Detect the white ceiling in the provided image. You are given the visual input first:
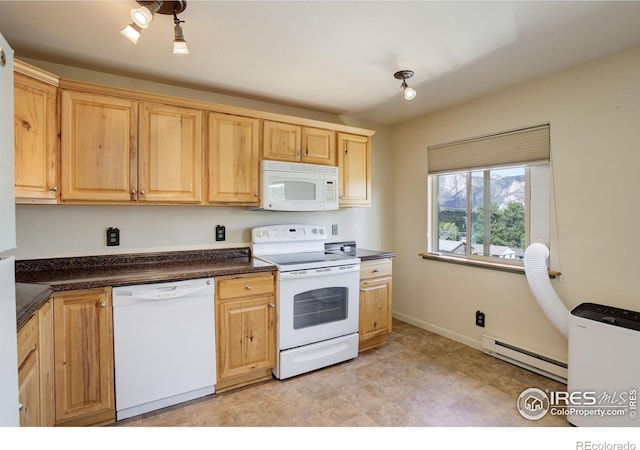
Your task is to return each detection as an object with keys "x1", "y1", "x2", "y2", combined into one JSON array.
[{"x1": 1, "y1": 1, "x2": 640, "y2": 125}]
